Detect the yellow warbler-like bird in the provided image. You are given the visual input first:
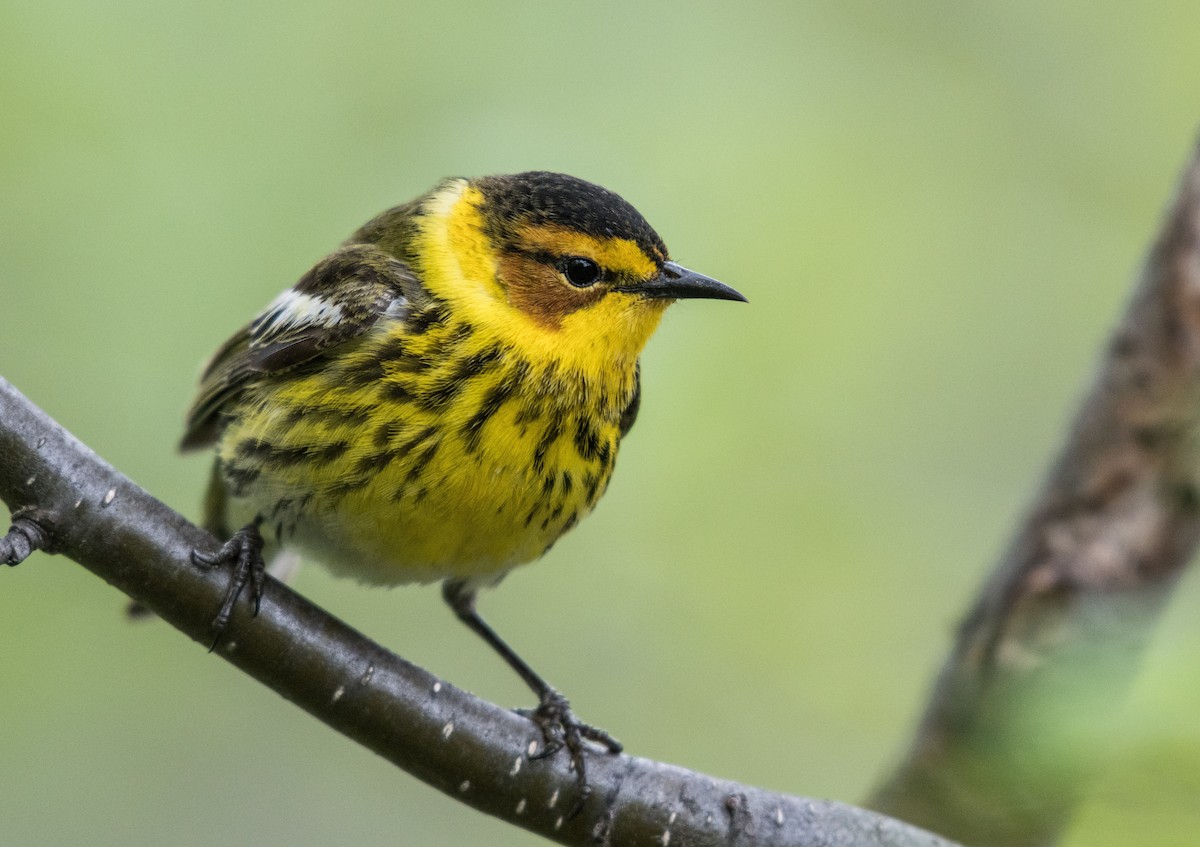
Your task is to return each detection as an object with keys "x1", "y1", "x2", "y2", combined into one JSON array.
[{"x1": 182, "y1": 171, "x2": 745, "y2": 789}]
